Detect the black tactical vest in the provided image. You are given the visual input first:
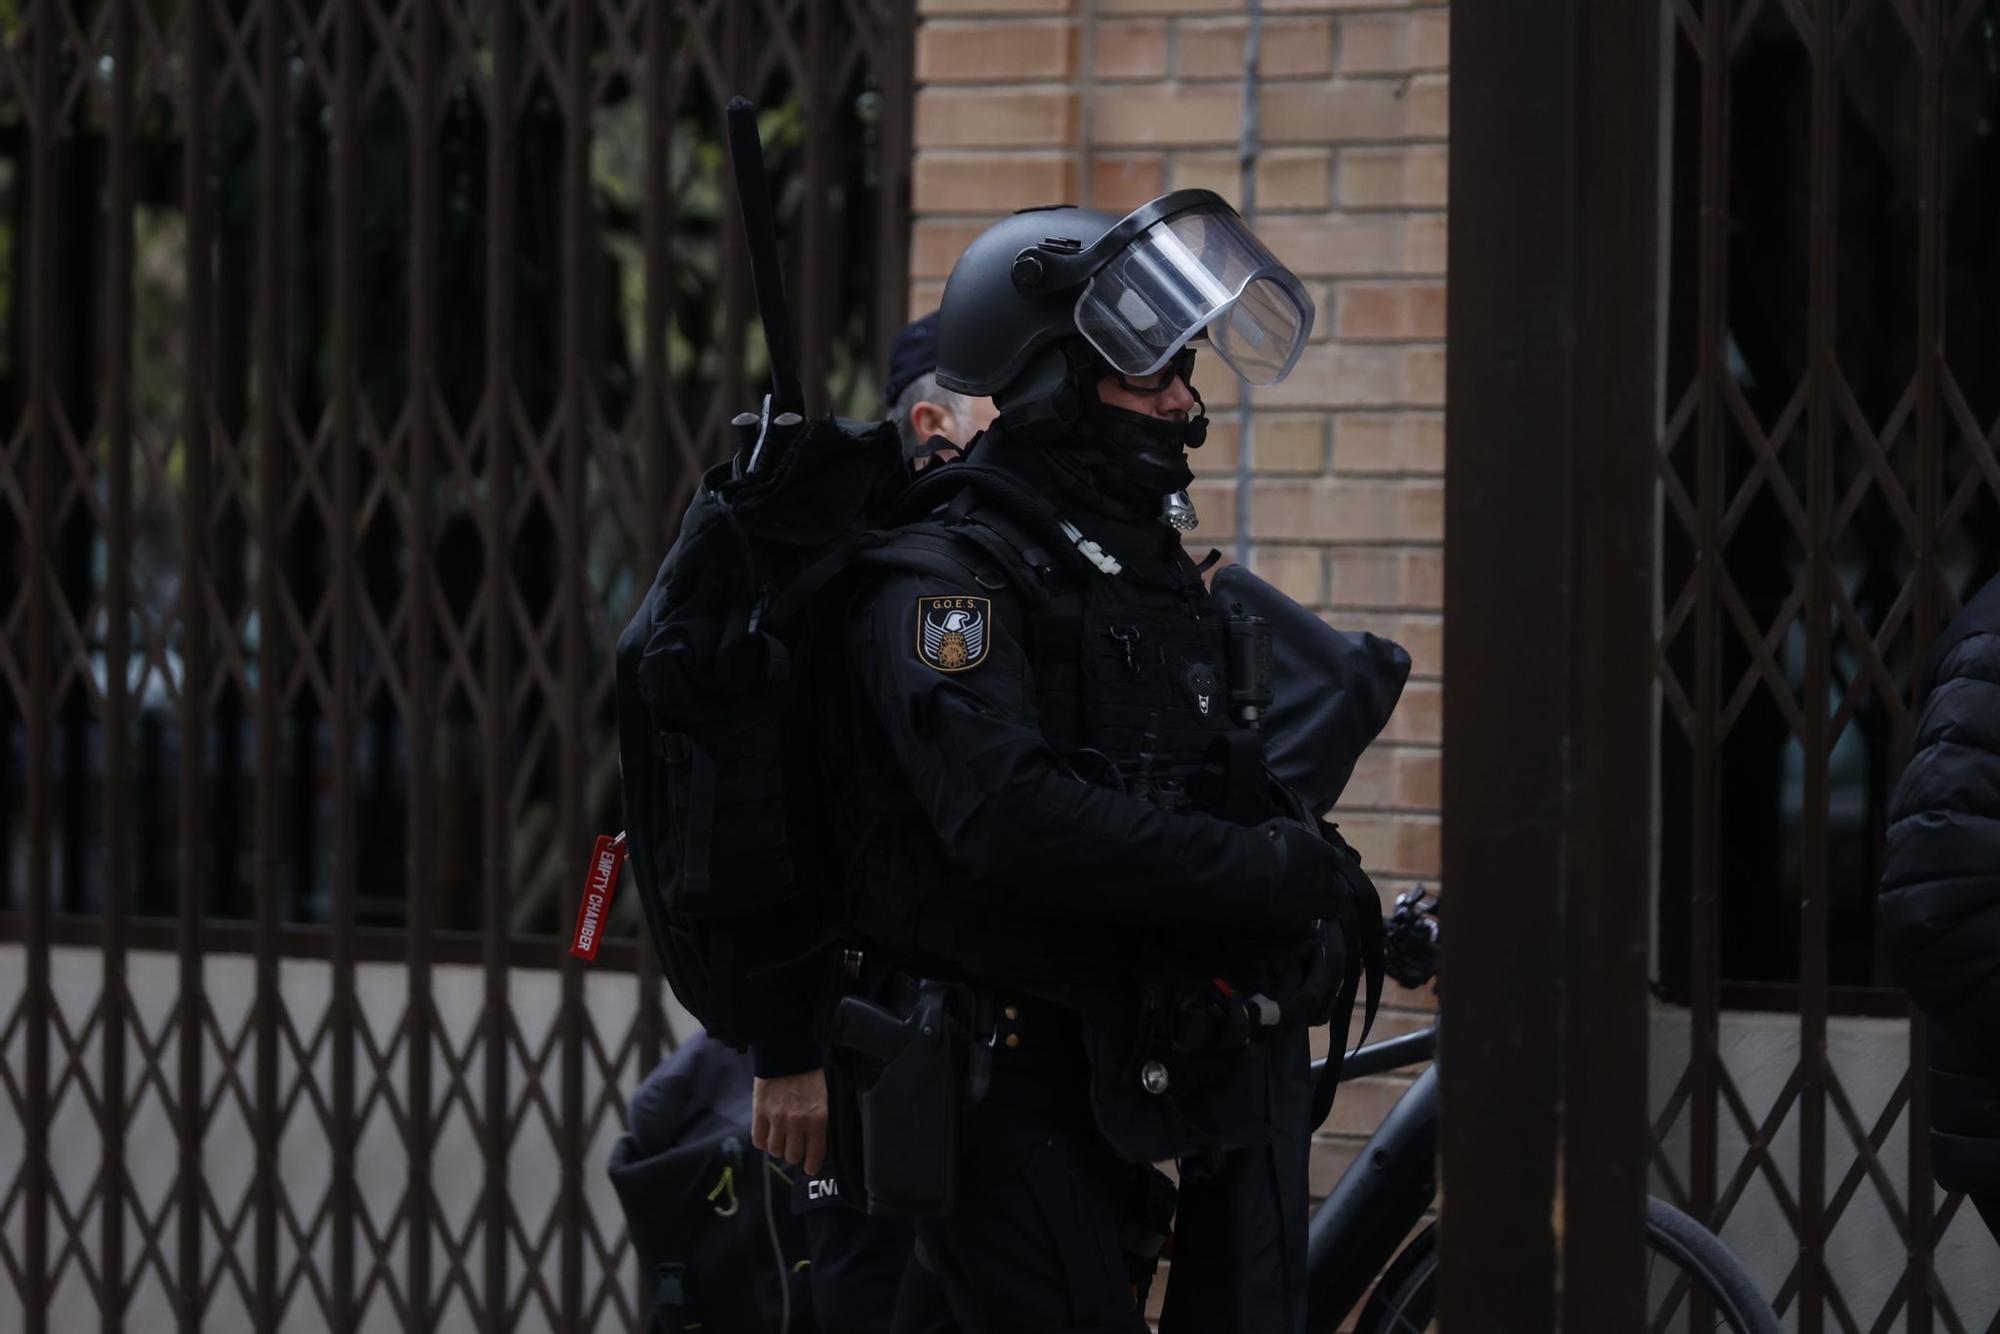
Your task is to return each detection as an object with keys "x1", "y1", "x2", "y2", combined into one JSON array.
[
  {"x1": 949, "y1": 495, "x2": 1239, "y2": 794},
  {"x1": 827, "y1": 495, "x2": 1281, "y2": 980},
  {"x1": 823, "y1": 490, "x2": 1350, "y2": 1163}
]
